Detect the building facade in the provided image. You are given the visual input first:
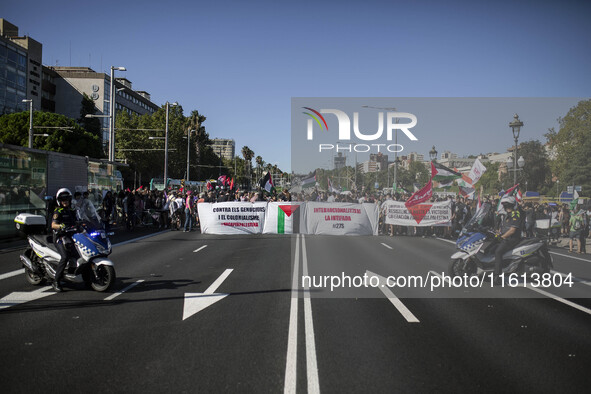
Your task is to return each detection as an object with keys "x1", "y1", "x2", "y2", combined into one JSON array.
[
  {"x1": 50, "y1": 66, "x2": 159, "y2": 152},
  {"x1": 211, "y1": 138, "x2": 235, "y2": 161},
  {"x1": 0, "y1": 19, "x2": 43, "y2": 114}
]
